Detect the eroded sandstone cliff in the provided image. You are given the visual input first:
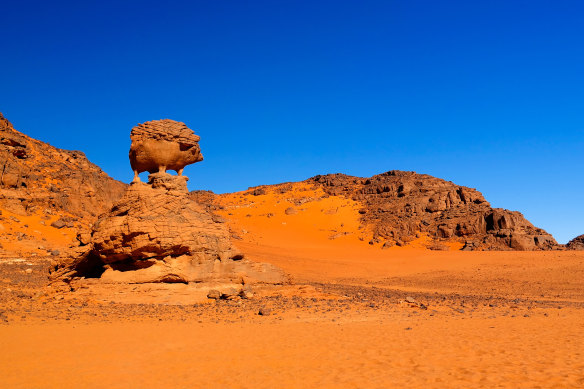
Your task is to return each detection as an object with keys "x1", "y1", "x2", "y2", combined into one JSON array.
[
  {"x1": 0, "y1": 113, "x2": 126, "y2": 256},
  {"x1": 309, "y1": 171, "x2": 558, "y2": 250},
  {"x1": 567, "y1": 234, "x2": 584, "y2": 250},
  {"x1": 0, "y1": 113, "x2": 125, "y2": 218}
]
